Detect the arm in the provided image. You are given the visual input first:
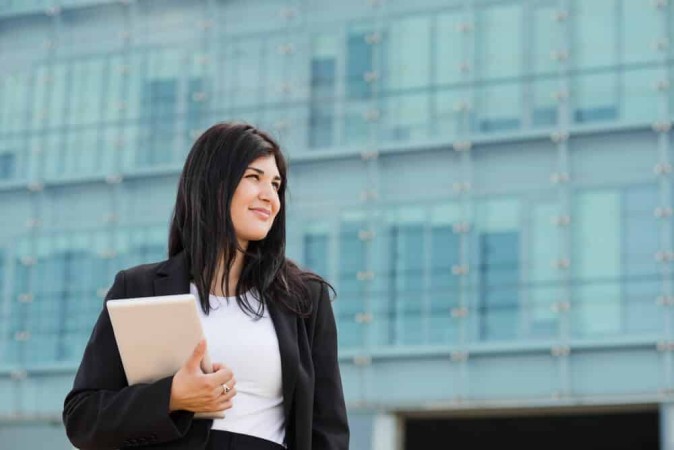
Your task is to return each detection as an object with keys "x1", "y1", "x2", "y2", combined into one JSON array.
[
  {"x1": 62, "y1": 270, "x2": 194, "y2": 450},
  {"x1": 310, "y1": 282, "x2": 350, "y2": 450}
]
